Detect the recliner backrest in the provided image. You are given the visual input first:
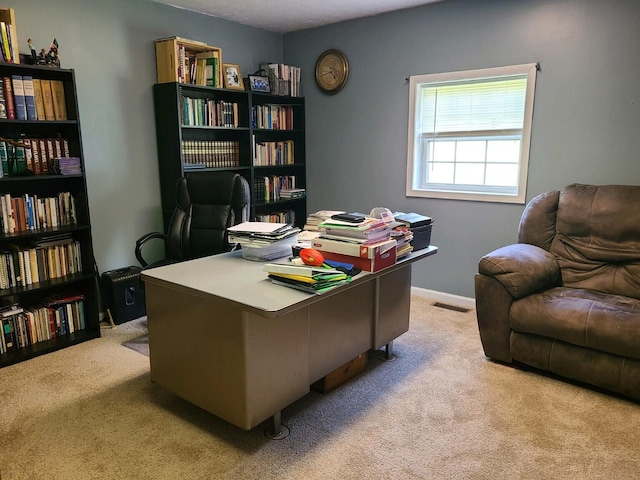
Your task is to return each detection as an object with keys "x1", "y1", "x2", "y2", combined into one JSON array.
[
  {"x1": 519, "y1": 183, "x2": 640, "y2": 299},
  {"x1": 165, "y1": 172, "x2": 250, "y2": 261}
]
